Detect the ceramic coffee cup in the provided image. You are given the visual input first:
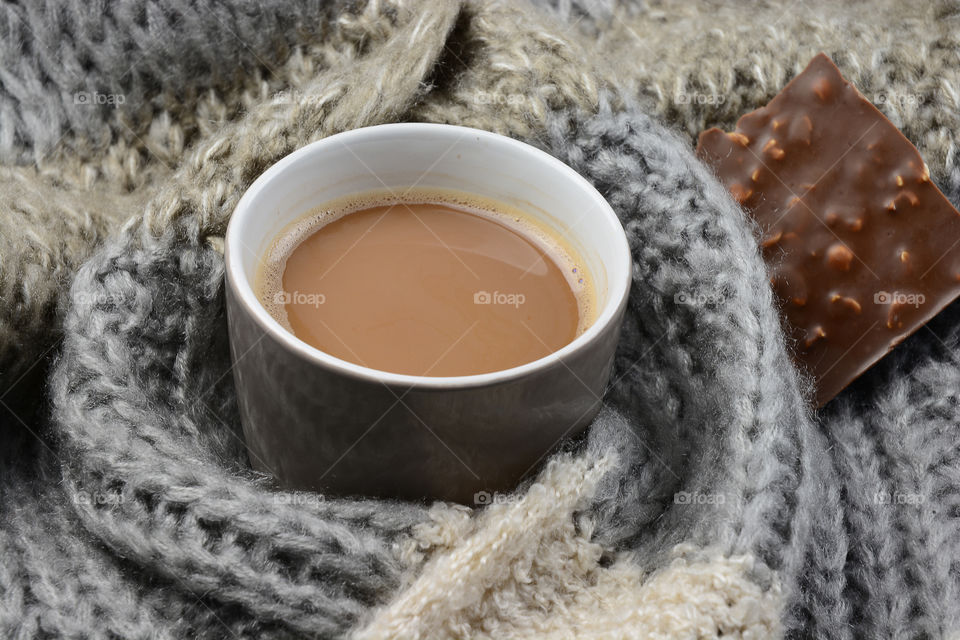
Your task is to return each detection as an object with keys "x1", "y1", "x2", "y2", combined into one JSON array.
[{"x1": 225, "y1": 123, "x2": 631, "y2": 504}]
